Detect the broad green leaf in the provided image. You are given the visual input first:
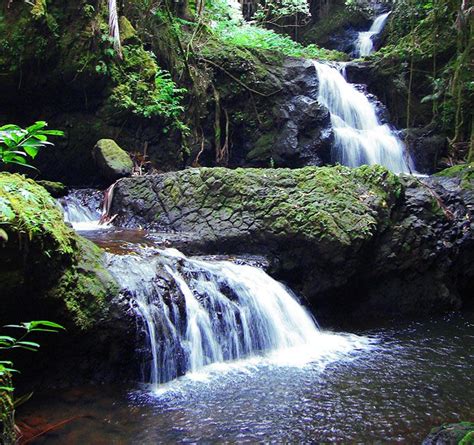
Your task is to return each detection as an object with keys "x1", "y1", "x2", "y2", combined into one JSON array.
[
  {"x1": 26, "y1": 121, "x2": 47, "y2": 133},
  {"x1": 29, "y1": 320, "x2": 65, "y2": 331},
  {"x1": 23, "y1": 145, "x2": 40, "y2": 158}
]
